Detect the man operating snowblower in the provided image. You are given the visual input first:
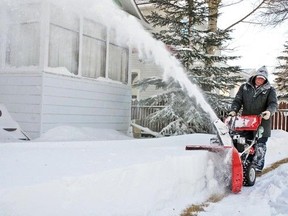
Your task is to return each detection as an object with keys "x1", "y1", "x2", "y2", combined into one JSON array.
[{"x1": 228, "y1": 66, "x2": 278, "y2": 172}]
